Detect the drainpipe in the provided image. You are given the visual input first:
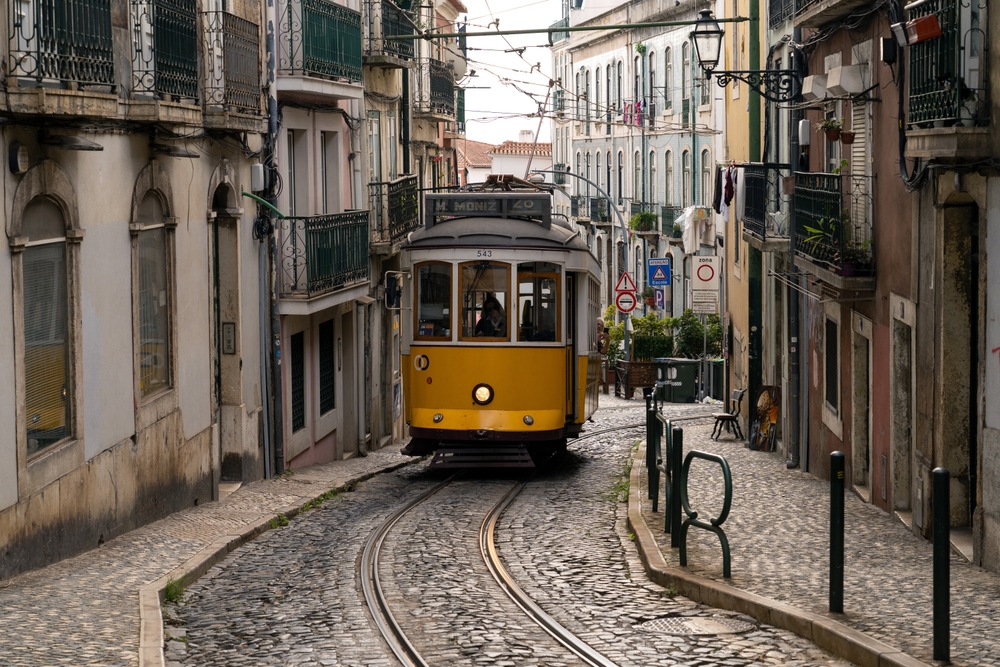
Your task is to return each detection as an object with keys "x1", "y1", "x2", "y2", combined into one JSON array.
[
  {"x1": 786, "y1": 29, "x2": 803, "y2": 469},
  {"x1": 265, "y1": 0, "x2": 284, "y2": 475}
]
